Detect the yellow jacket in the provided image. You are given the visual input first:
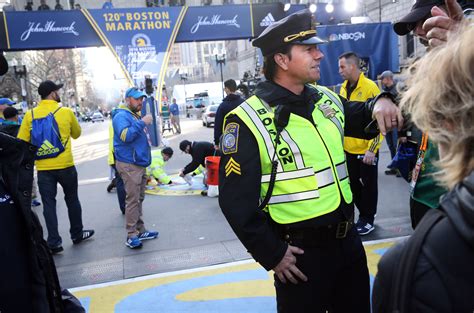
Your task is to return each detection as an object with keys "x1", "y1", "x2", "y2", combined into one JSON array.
[
  {"x1": 108, "y1": 121, "x2": 115, "y2": 165},
  {"x1": 340, "y1": 73, "x2": 383, "y2": 154},
  {"x1": 18, "y1": 100, "x2": 81, "y2": 171}
]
